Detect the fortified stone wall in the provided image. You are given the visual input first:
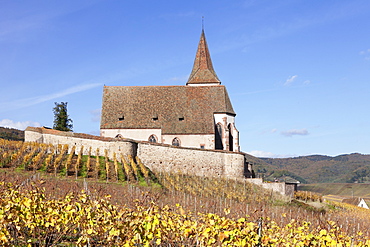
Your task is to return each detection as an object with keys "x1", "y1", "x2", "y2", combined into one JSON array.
[
  {"x1": 137, "y1": 141, "x2": 244, "y2": 178},
  {"x1": 25, "y1": 127, "x2": 137, "y2": 157},
  {"x1": 24, "y1": 127, "x2": 295, "y2": 197},
  {"x1": 25, "y1": 127, "x2": 245, "y2": 179}
]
